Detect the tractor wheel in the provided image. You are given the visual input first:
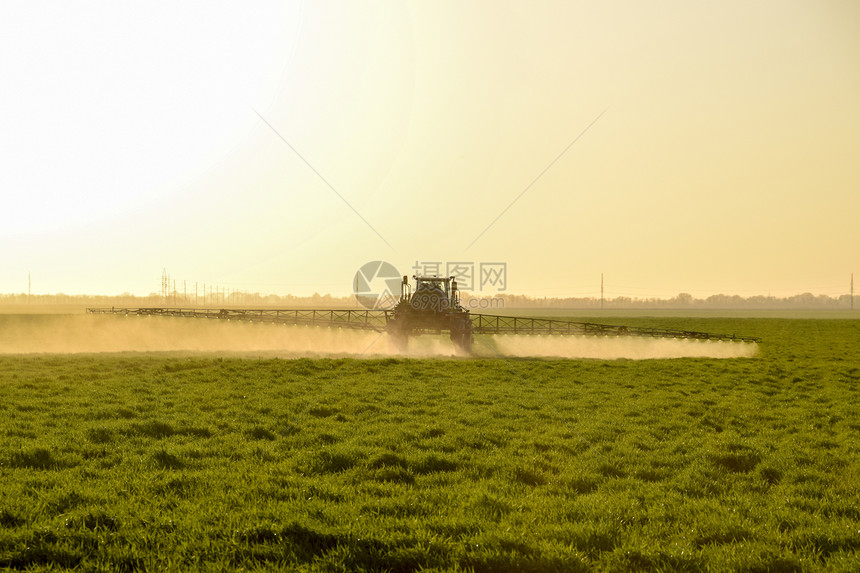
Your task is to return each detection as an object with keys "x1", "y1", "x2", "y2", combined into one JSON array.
[
  {"x1": 387, "y1": 322, "x2": 409, "y2": 353},
  {"x1": 450, "y1": 319, "x2": 474, "y2": 354}
]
